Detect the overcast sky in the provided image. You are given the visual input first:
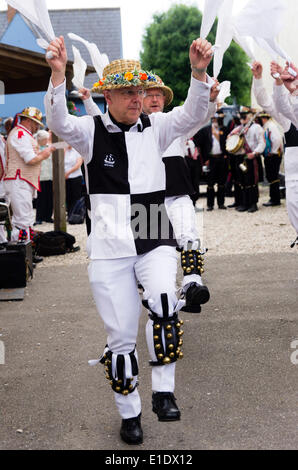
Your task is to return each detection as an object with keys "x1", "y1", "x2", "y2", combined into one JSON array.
[{"x1": 0, "y1": 0, "x2": 247, "y2": 59}]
